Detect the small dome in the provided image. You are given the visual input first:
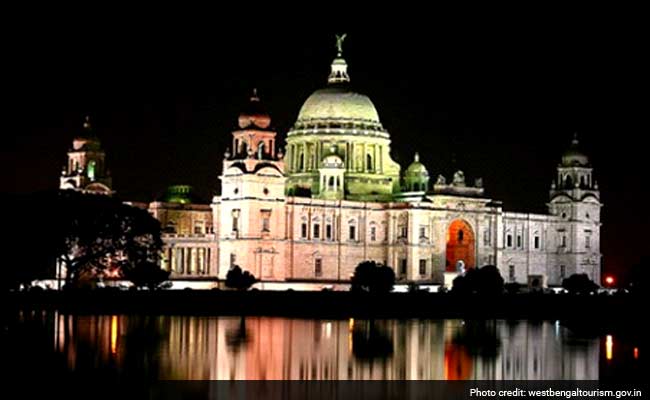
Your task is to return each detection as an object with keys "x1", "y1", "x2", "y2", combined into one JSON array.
[
  {"x1": 297, "y1": 86, "x2": 381, "y2": 124},
  {"x1": 562, "y1": 134, "x2": 589, "y2": 166},
  {"x1": 162, "y1": 185, "x2": 201, "y2": 204},
  {"x1": 405, "y1": 153, "x2": 429, "y2": 176},
  {"x1": 238, "y1": 89, "x2": 271, "y2": 129},
  {"x1": 321, "y1": 153, "x2": 345, "y2": 169}
]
